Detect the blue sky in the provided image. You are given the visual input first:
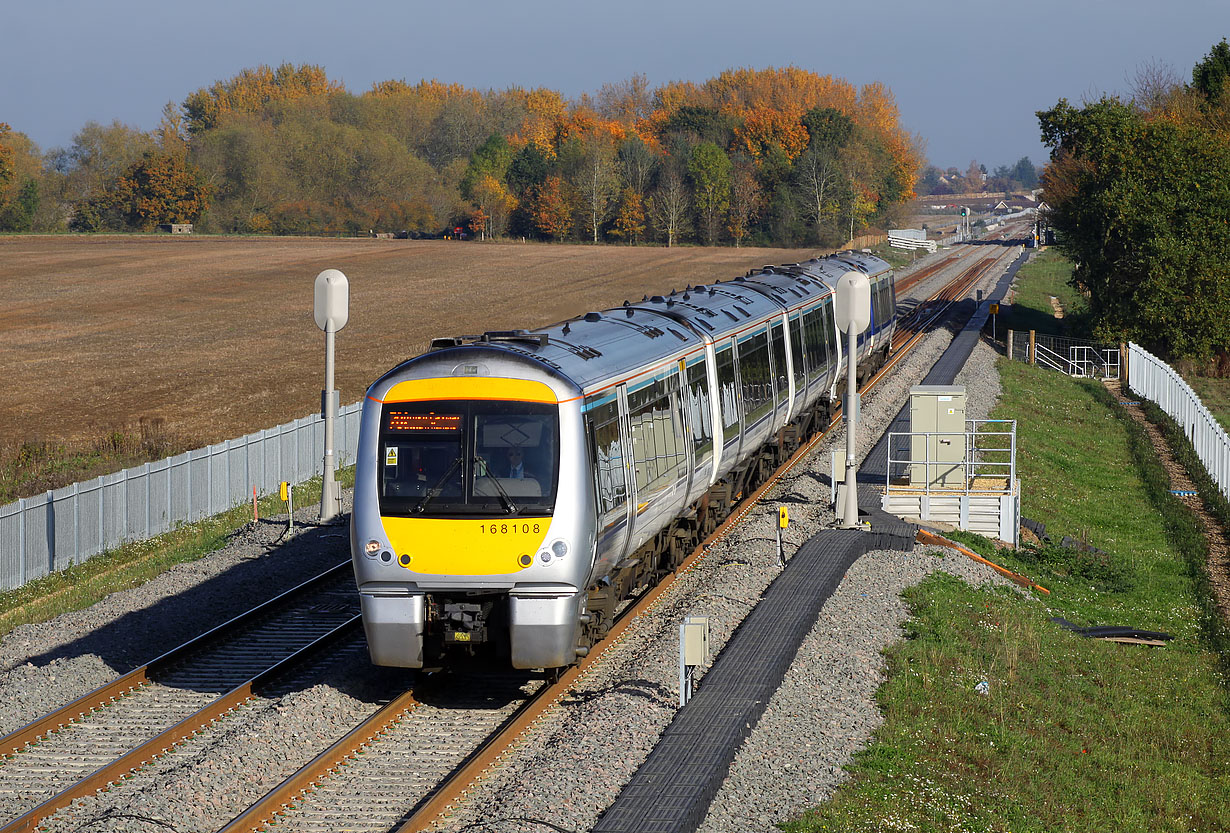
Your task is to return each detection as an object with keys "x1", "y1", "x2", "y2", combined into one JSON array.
[{"x1": 3, "y1": 1, "x2": 1227, "y2": 170}]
